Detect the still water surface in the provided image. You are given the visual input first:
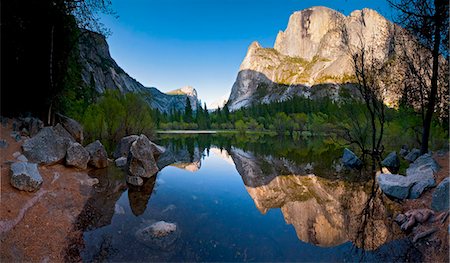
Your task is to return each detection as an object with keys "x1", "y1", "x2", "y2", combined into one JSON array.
[{"x1": 76, "y1": 134, "x2": 421, "y2": 262}]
